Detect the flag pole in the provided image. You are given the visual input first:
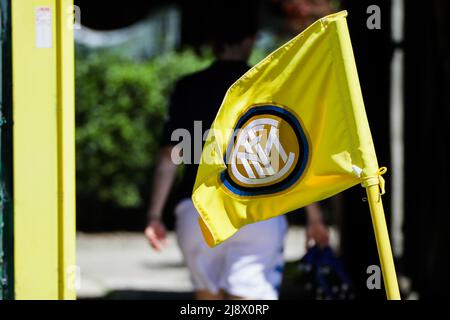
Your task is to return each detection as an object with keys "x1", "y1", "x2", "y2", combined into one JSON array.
[{"x1": 363, "y1": 172, "x2": 401, "y2": 300}]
